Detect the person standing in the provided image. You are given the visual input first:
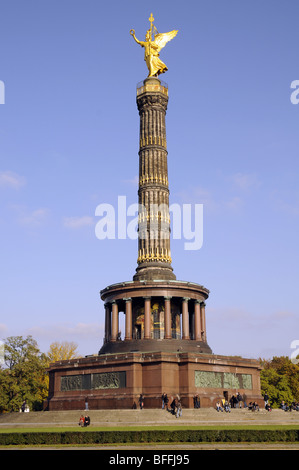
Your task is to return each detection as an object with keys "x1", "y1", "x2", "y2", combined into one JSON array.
[
  {"x1": 139, "y1": 393, "x2": 144, "y2": 409},
  {"x1": 85, "y1": 397, "x2": 89, "y2": 411},
  {"x1": 176, "y1": 399, "x2": 182, "y2": 418},
  {"x1": 193, "y1": 394, "x2": 200, "y2": 409},
  {"x1": 164, "y1": 393, "x2": 169, "y2": 410},
  {"x1": 264, "y1": 391, "x2": 269, "y2": 408},
  {"x1": 236, "y1": 392, "x2": 243, "y2": 408}
]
